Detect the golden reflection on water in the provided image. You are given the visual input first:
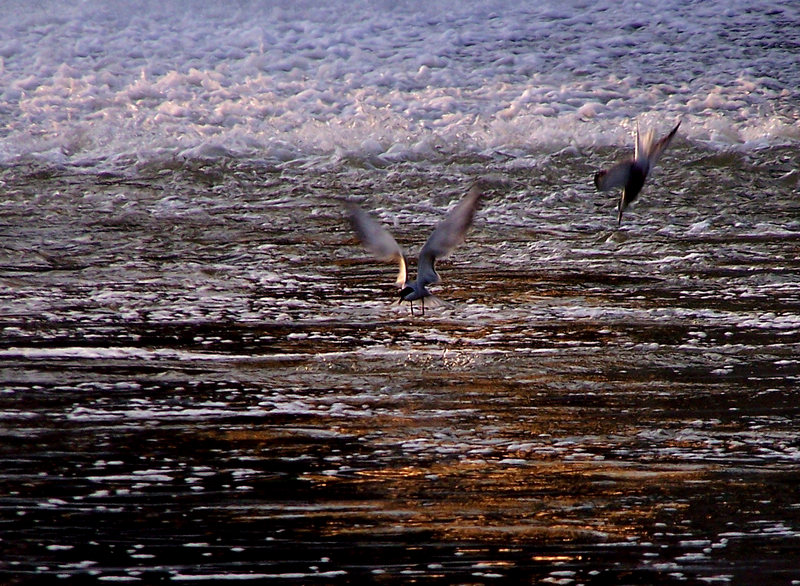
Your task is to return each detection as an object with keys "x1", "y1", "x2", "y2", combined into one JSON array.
[{"x1": 284, "y1": 455, "x2": 708, "y2": 545}]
